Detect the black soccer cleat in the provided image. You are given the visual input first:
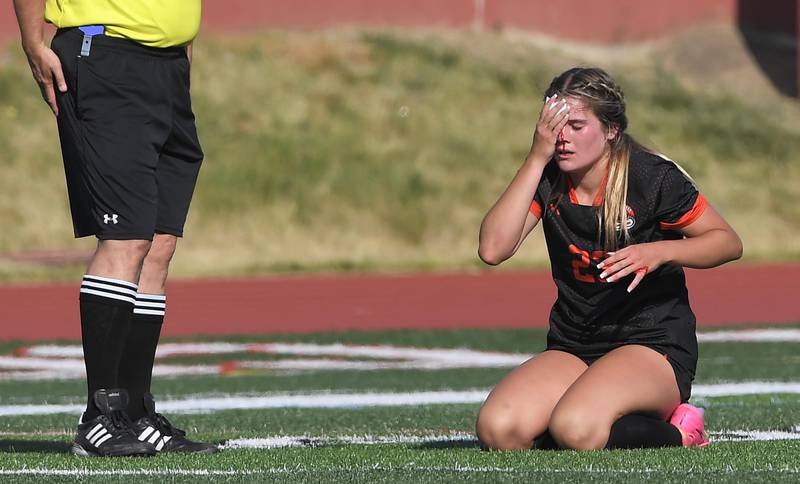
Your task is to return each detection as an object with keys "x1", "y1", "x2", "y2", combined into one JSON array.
[
  {"x1": 130, "y1": 392, "x2": 219, "y2": 453},
  {"x1": 71, "y1": 388, "x2": 157, "y2": 457}
]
